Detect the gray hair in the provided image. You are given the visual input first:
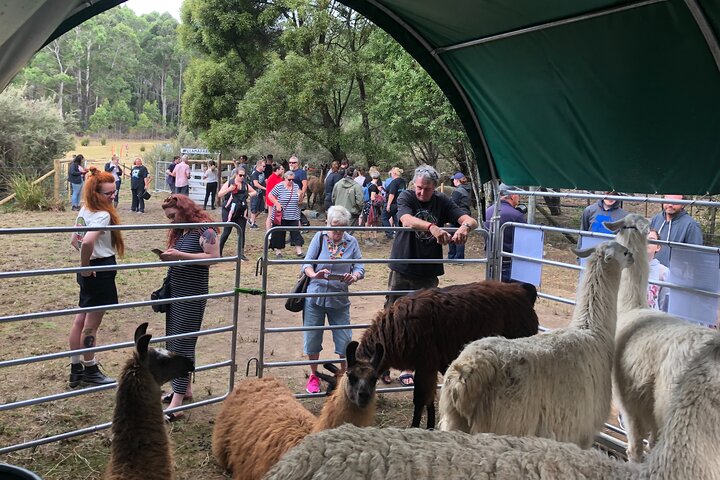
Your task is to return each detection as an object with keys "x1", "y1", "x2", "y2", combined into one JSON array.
[
  {"x1": 327, "y1": 205, "x2": 351, "y2": 226},
  {"x1": 413, "y1": 164, "x2": 439, "y2": 186},
  {"x1": 283, "y1": 170, "x2": 295, "y2": 180}
]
